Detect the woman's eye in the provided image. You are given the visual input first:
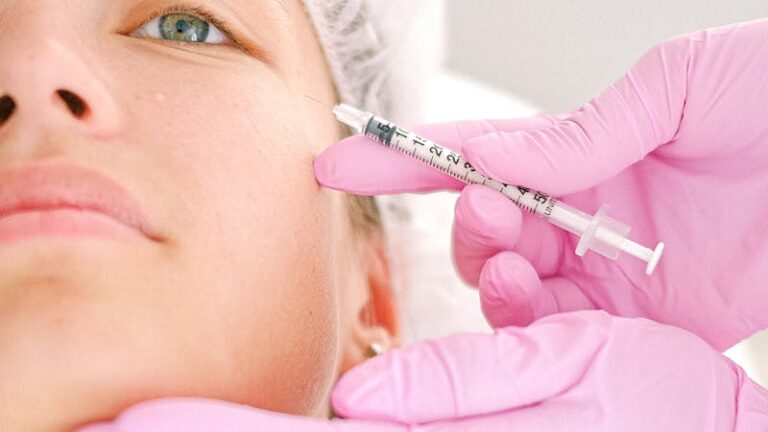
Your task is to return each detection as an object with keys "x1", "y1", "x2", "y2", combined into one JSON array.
[{"x1": 132, "y1": 13, "x2": 229, "y2": 44}]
